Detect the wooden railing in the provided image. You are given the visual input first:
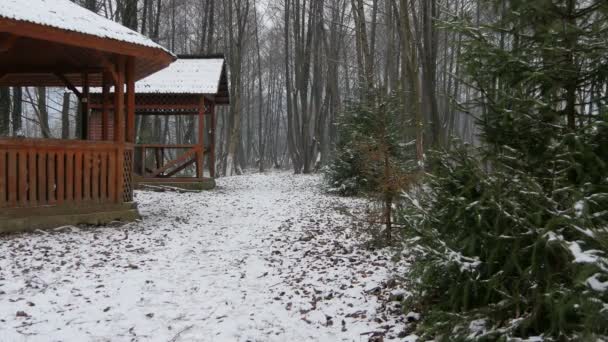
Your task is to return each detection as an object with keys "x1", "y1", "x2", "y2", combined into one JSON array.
[
  {"x1": 135, "y1": 144, "x2": 204, "y2": 178},
  {"x1": 0, "y1": 138, "x2": 134, "y2": 209}
]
